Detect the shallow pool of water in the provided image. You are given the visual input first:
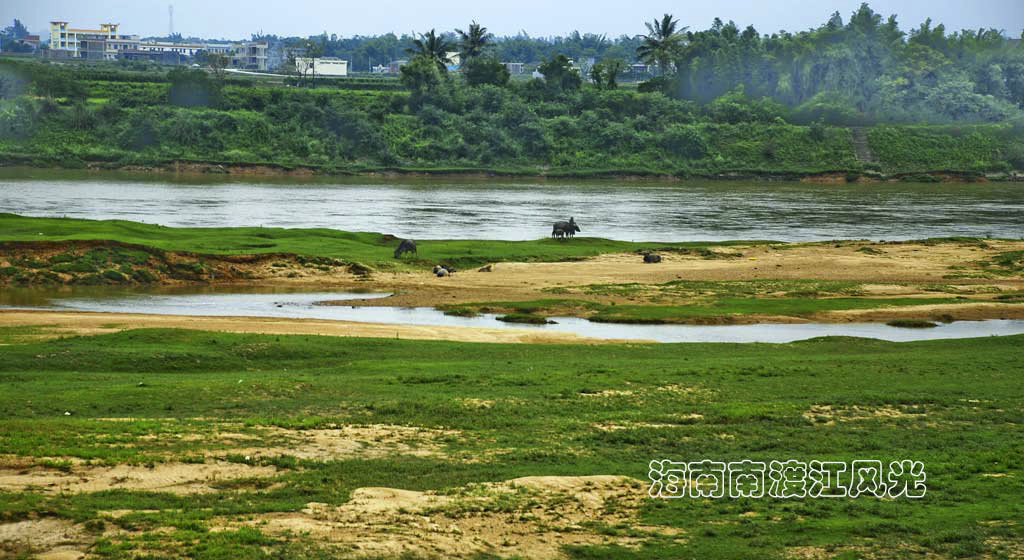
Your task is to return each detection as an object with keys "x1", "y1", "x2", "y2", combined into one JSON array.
[{"x1": 4, "y1": 290, "x2": 1023, "y2": 343}]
